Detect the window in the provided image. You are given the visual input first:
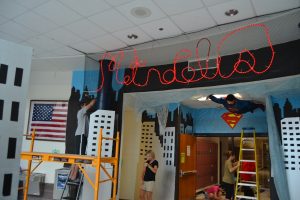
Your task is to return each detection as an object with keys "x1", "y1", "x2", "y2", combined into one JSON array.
[
  {"x1": 2, "y1": 174, "x2": 12, "y2": 196},
  {"x1": 14, "y1": 67, "x2": 23, "y2": 86},
  {"x1": 10, "y1": 101, "x2": 19, "y2": 122},
  {"x1": 0, "y1": 99, "x2": 3, "y2": 120},
  {"x1": 0, "y1": 64, "x2": 8, "y2": 84},
  {"x1": 7, "y1": 138, "x2": 17, "y2": 159}
]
